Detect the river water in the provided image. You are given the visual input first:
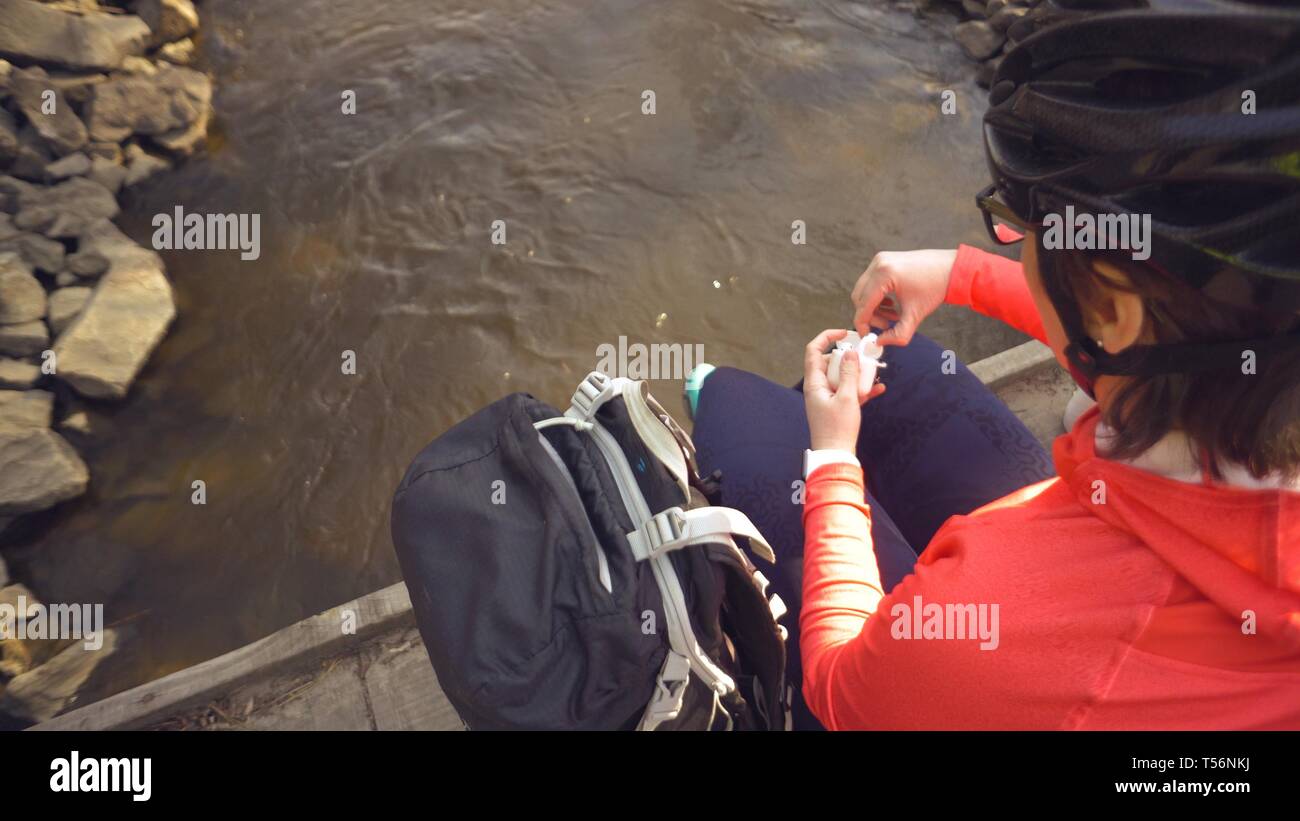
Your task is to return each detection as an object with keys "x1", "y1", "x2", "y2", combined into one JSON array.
[{"x1": 5, "y1": 0, "x2": 1023, "y2": 703}]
